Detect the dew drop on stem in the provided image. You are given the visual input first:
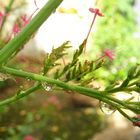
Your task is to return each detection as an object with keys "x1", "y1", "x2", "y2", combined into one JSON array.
[
  {"x1": 26, "y1": 78, "x2": 31, "y2": 81},
  {"x1": 41, "y1": 82, "x2": 52, "y2": 91},
  {"x1": 100, "y1": 102, "x2": 116, "y2": 115},
  {"x1": 20, "y1": 85, "x2": 24, "y2": 89}
]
